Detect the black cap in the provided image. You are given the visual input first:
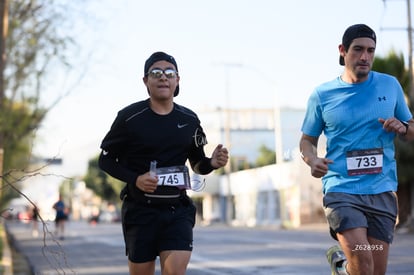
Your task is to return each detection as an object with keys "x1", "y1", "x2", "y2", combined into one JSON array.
[
  {"x1": 144, "y1": 51, "x2": 179, "y2": 96},
  {"x1": 339, "y1": 24, "x2": 376, "y2": 66}
]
